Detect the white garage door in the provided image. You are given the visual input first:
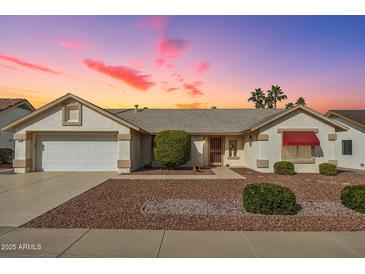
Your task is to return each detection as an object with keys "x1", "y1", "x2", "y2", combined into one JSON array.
[{"x1": 36, "y1": 135, "x2": 118, "y2": 171}]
